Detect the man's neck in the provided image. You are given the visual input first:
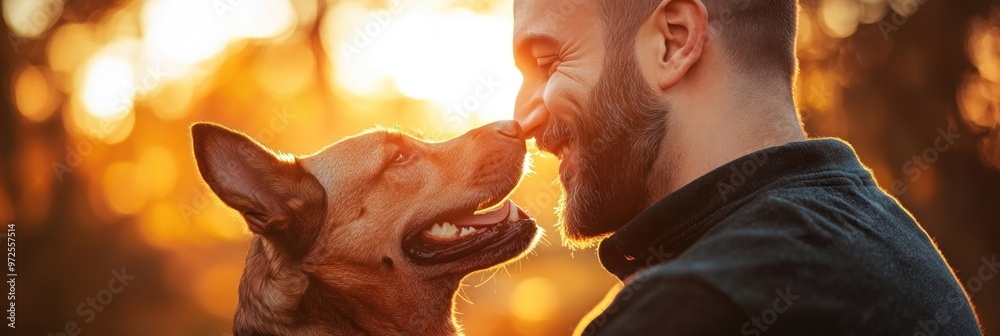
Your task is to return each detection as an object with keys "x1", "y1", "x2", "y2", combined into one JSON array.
[{"x1": 645, "y1": 85, "x2": 805, "y2": 207}]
